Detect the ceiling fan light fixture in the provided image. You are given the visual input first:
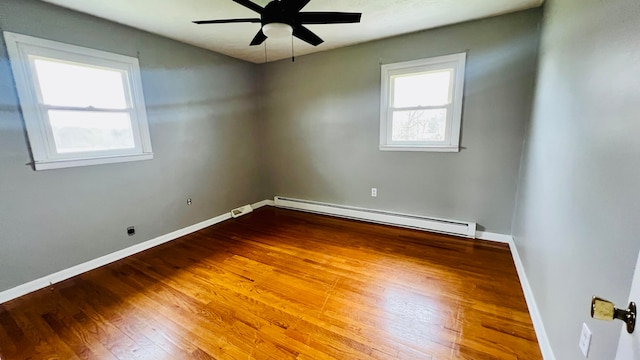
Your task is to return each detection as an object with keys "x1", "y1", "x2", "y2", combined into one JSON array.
[
  {"x1": 262, "y1": 22, "x2": 293, "y2": 39},
  {"x1": 193, "y1": 0, "x2": 362, "y2": 47}
]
